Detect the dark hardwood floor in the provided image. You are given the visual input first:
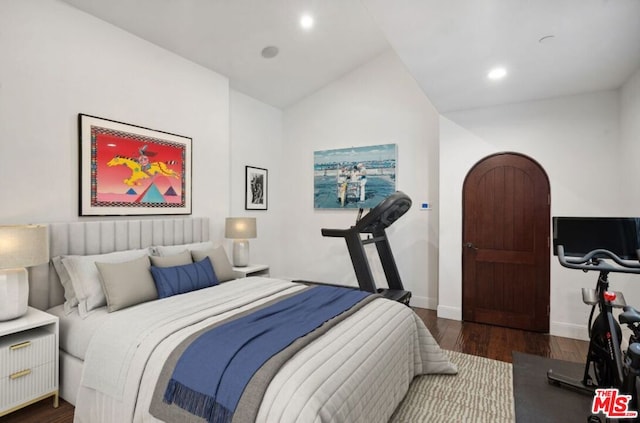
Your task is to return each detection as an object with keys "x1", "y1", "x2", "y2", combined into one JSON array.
[
  {"x1": 0, "y1": 308, "x2": 589, "y2": 423},
  {"x1": 414, "y1": 308, "x2": 589, "y2": 364}
]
